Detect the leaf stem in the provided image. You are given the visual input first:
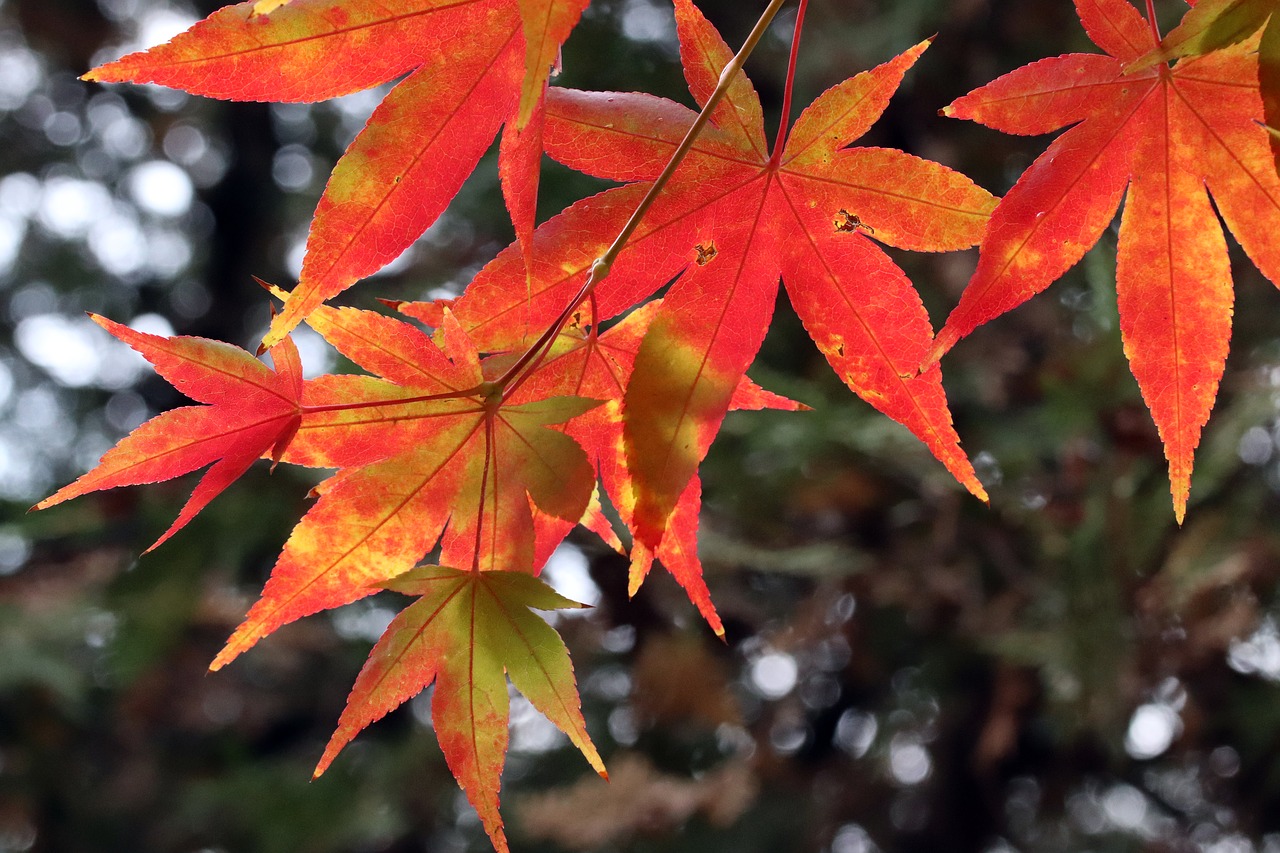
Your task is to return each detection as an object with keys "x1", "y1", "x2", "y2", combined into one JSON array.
[
  {"x1": 769, "y1": 0, "x2": 808, "y2": 166},
  {"x1": 1144, "y1": 0, "x2": 1162, "y2": 47},
  {"x1": 494, "y1": 0, "x2": 792, "y2": 396}
]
